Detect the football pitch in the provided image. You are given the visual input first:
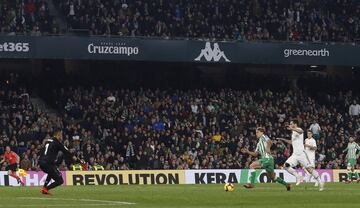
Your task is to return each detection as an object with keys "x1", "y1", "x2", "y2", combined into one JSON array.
[{"x1": 1, "y1": 183, "x2": 360, "y2": 208}]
